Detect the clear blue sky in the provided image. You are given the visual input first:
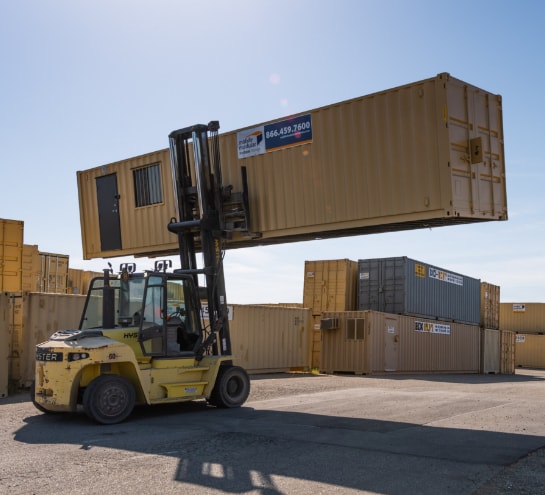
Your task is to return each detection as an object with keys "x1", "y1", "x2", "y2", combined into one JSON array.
[{"x1": 1, "y1": 0, "x2": 544, "y2": 303}]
